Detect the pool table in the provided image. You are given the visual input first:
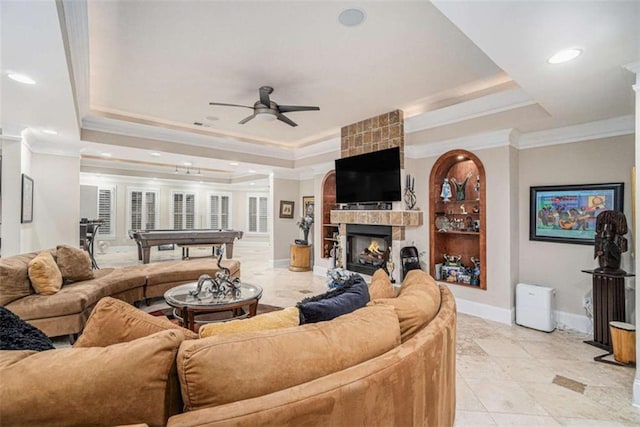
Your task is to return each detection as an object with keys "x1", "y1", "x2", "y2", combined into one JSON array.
[{"x1": 128, "y1": 229, "x2": 244, "y2": 264}]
